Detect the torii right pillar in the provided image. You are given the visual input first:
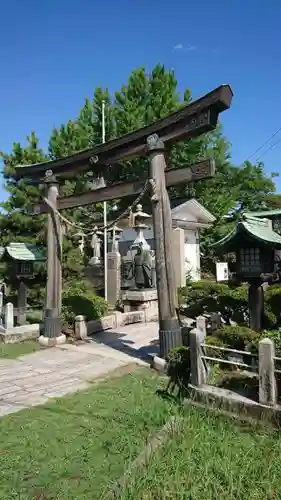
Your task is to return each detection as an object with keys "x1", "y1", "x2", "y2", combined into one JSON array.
[{"x1": 147, "y1": 134, "x2": 182, "y2": 358}]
